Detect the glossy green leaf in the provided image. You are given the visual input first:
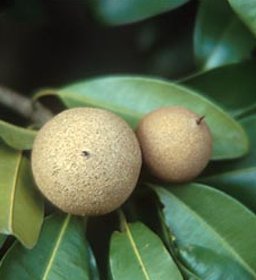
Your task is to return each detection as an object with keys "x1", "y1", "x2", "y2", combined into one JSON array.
[
  {"x1": 0, "y1": 142, "x2": 44, "y2": 248},
  {"x1": 194, "y1": 0, "x2": 255, "y2": 70},
  {"x1": 181, "y1": 61, "x2": 256, "y2": 116},
  {"x1": 110, "y1": 219, "x2": 183, "y2": 280},
  {"x1": 202, "y1": 168, "x2": 256, "y2": 213},
  {"x1": 0, "y1": 214, "x2": 94, "y2": 280},
  {"x1": 202, "y1": 115, "x2": 256, "y2": 175},
  {"x1": 34, "y1": 76, "x2": 249, "y2": 160},
  {"x1": 179, "y1": 245, "x2": 254, "y2": 280},
  {"x1": 228, "y1": 0, "x2": 256, "y2": 37},
  {"x1": 0, "y1": 120, "x2": 37, "y2": 150},
  {"x1": 229, "y1": 115, "x2": 256, "y2": 168},
  {"x1": 153, "y1": 183, "x2": 256, "y2": 278},
  {"x1": 89, "y1": 0, "x2": 190, "y2": 25},
  {"x1": 200, "y1": 116, "x2": 256, "y2": 211}
]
